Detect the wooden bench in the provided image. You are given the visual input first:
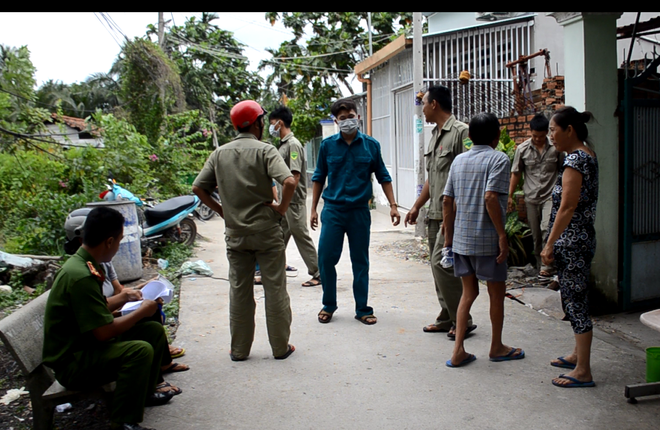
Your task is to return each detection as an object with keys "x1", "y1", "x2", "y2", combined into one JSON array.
[
  {"x1": 0, "y1": 290, "x2": 114, "y2": 430},
  {"x1": 625, "y1": 309, "x2": 660, "y2": 403}
]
